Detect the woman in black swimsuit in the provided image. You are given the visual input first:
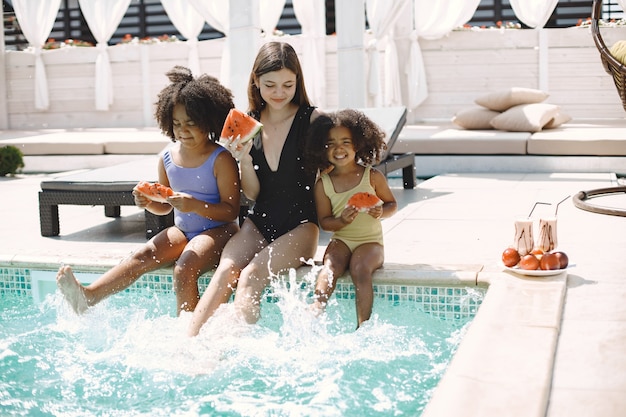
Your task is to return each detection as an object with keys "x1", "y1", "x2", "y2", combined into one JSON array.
[{"x1": 189, "y1": 42, "x2": 321, "y2": 334}]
